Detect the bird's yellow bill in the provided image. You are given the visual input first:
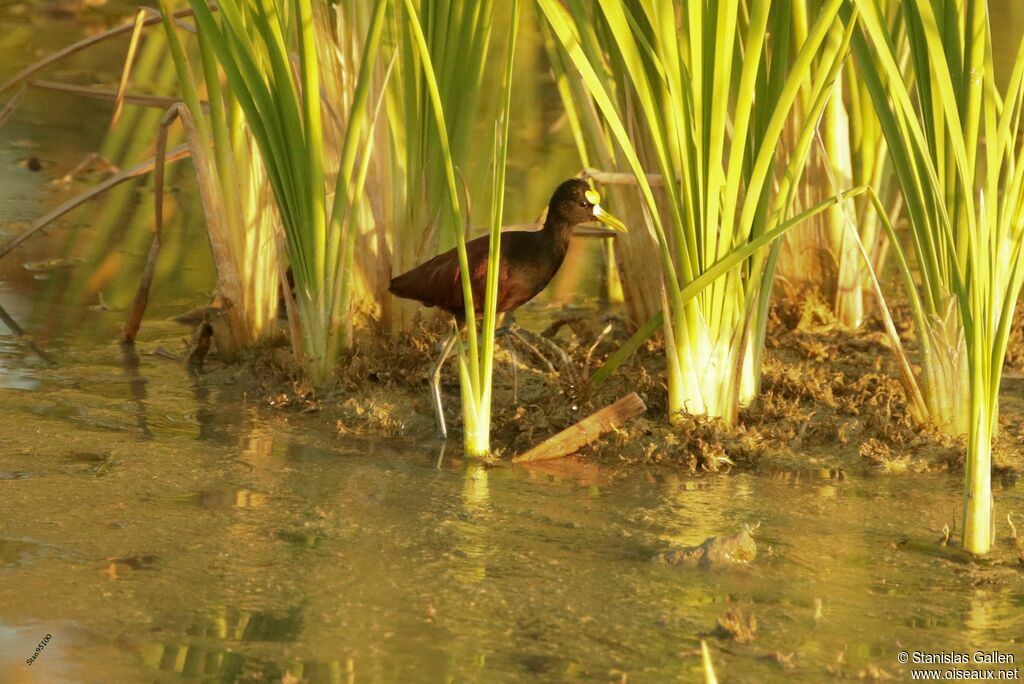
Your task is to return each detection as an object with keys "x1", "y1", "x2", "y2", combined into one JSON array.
[{"x1": 593, "y1": 204, "x2": 629, "y2": 233}]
